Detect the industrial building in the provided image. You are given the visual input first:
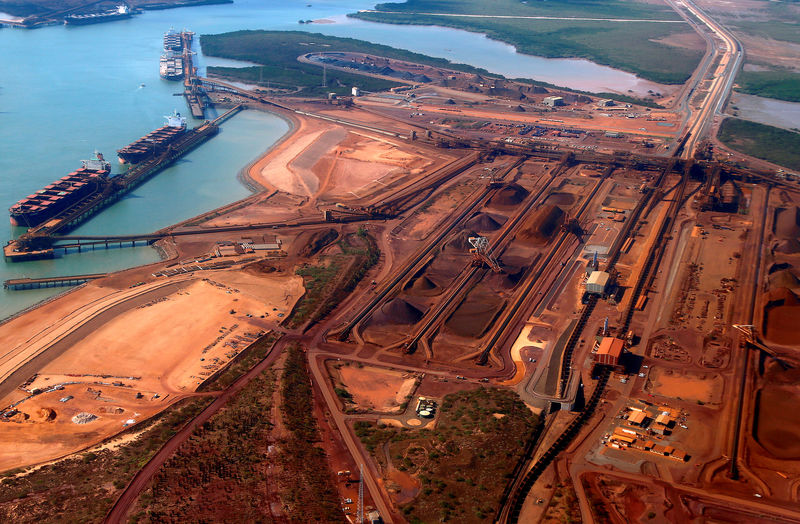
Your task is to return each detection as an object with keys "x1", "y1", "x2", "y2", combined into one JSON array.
[
  {"x1": 595, "y1": 336, "x2": 624, "y2": 366},
  {"x1": 543, "y1": 96, "x2": 565, "y2": 107},
  {"x1": 586, "y1": 270, "x2": 610, "y2": 295},
  {"x1": 627, "y1": 410, "x2": 648, "y2": 426}
]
